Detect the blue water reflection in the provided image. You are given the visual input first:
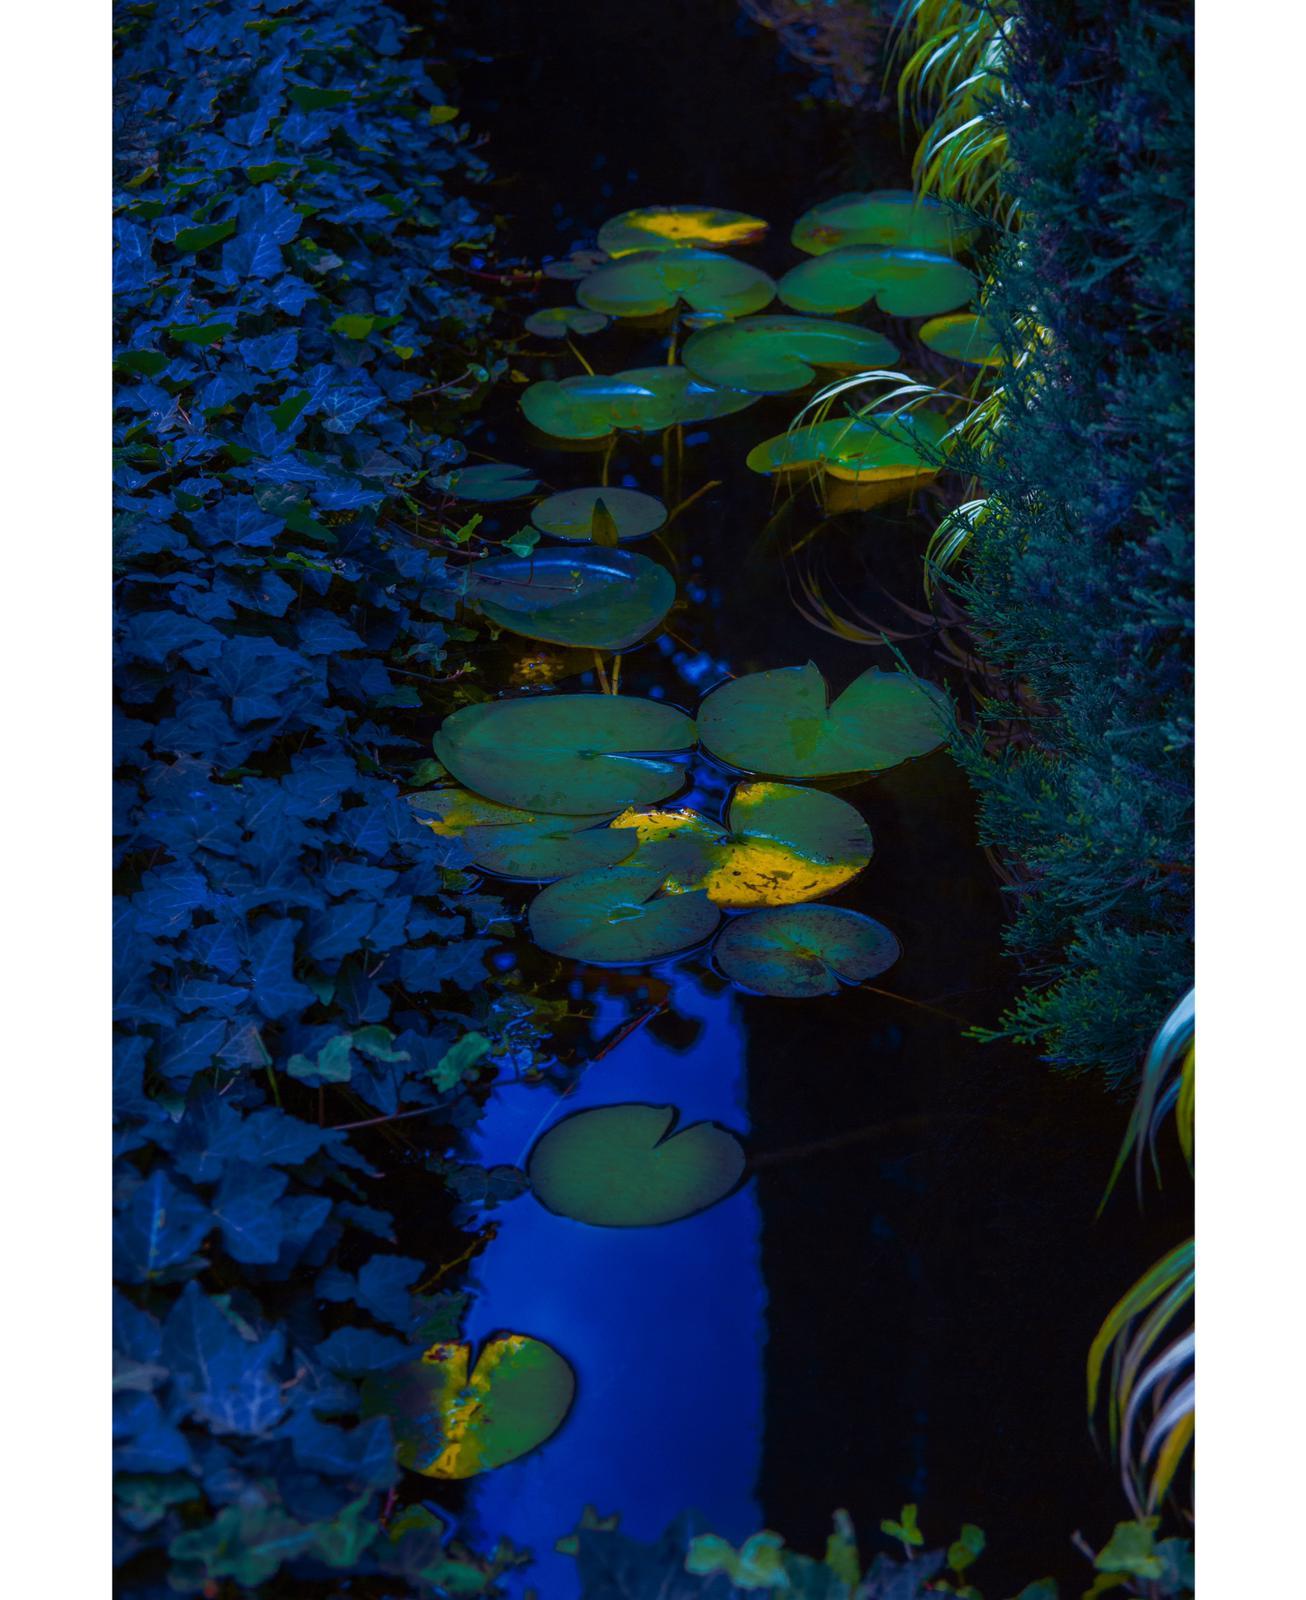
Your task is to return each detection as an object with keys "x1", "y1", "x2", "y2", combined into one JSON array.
[{"x1": 462, "y1": 972, "x2": 766, "y2": 1597}]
